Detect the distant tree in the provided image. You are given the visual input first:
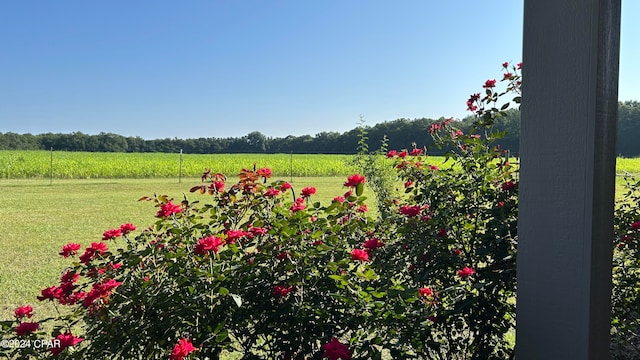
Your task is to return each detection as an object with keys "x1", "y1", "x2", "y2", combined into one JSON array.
[{"x1": 617, "y1": 100, "x2": 640, "y2": 157}]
